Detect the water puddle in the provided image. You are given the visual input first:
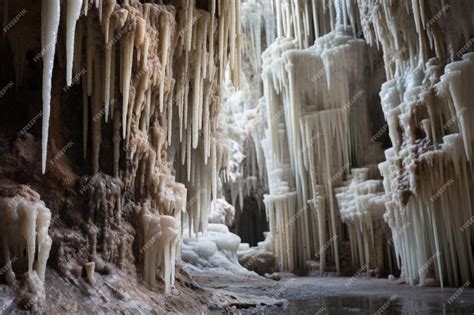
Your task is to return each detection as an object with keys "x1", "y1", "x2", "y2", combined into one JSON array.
[{"x1": 286, "y1": 295, "x2": 473, "y2": 314}]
